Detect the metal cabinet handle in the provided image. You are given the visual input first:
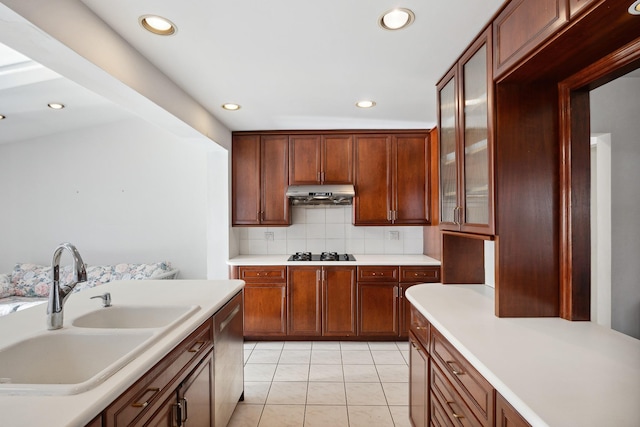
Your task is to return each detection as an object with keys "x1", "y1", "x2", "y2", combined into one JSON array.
[
  {"x1": 219, "y1": 304, "x2": 241, "y2": 332},
  {"x1": 446, "y1": 360, "x2": 464, "y2": 376},
  {"x1": 188, "y1": 341, "x2": 206, "y2": 353},
  {"x1": 132, "y1": 387, "x2": 160, "y2": 408},
  {"x1": 447, "y1": 401, "x2": 464, "y2": 419}
]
